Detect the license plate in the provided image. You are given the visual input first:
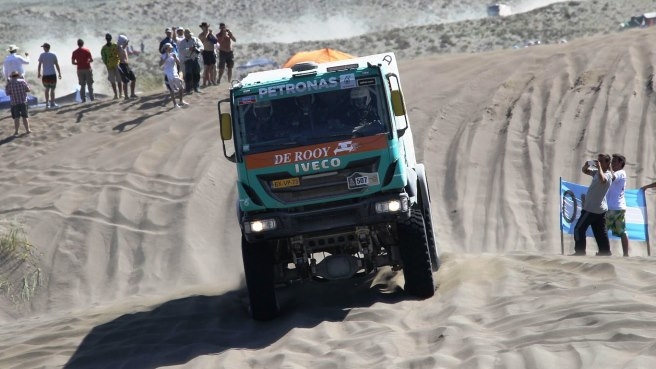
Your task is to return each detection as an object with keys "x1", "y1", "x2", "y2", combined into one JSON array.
[
  {"x1": 347, "y1": 172, "x2": 380, "y2": 189},
  {"x1": 272, "y1": 177, "x2": 300, "y2": 189}
]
